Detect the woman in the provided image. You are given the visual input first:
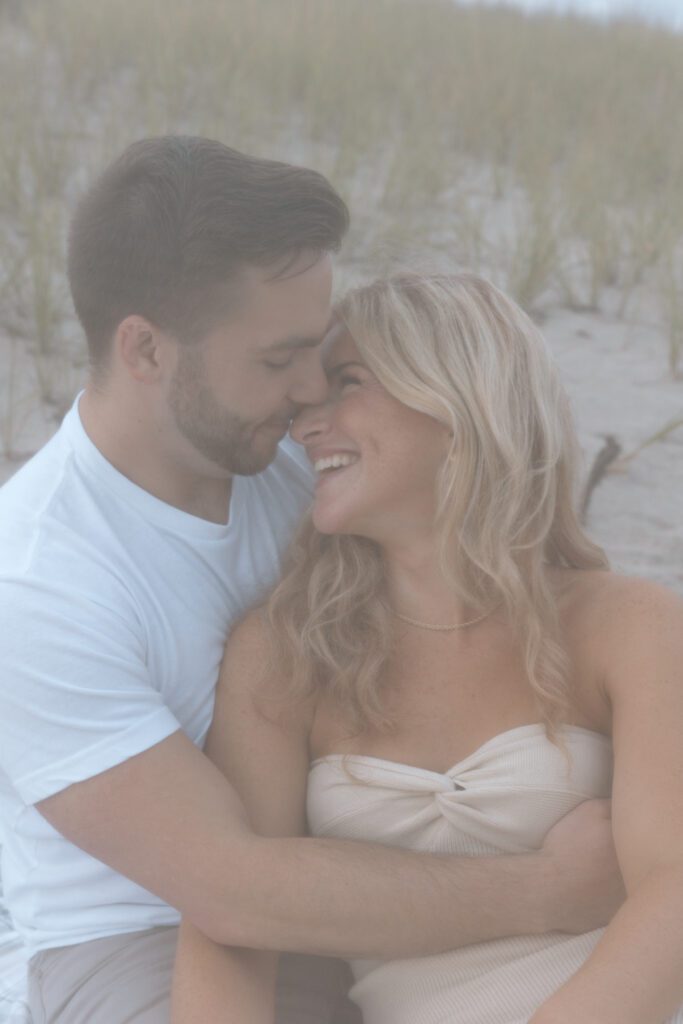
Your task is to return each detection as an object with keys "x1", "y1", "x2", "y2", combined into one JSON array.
[{"x1": 173, "y1": 272, "x2": 683, "y2": 1023}]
